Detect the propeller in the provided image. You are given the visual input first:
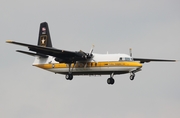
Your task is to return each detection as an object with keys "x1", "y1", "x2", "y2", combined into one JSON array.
[
  {"x1": 88, "y1": 45, "x2": 94, "y2": 57},
  {"x1": 87, "y1": 45, "x2": 96, "y2": 62},
  {"x1": 84, "y1": 45, "x2": 95, "y2": 68},
  {"x1": 78, "y1": 45, "x2": 94, "y2": 59}
]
